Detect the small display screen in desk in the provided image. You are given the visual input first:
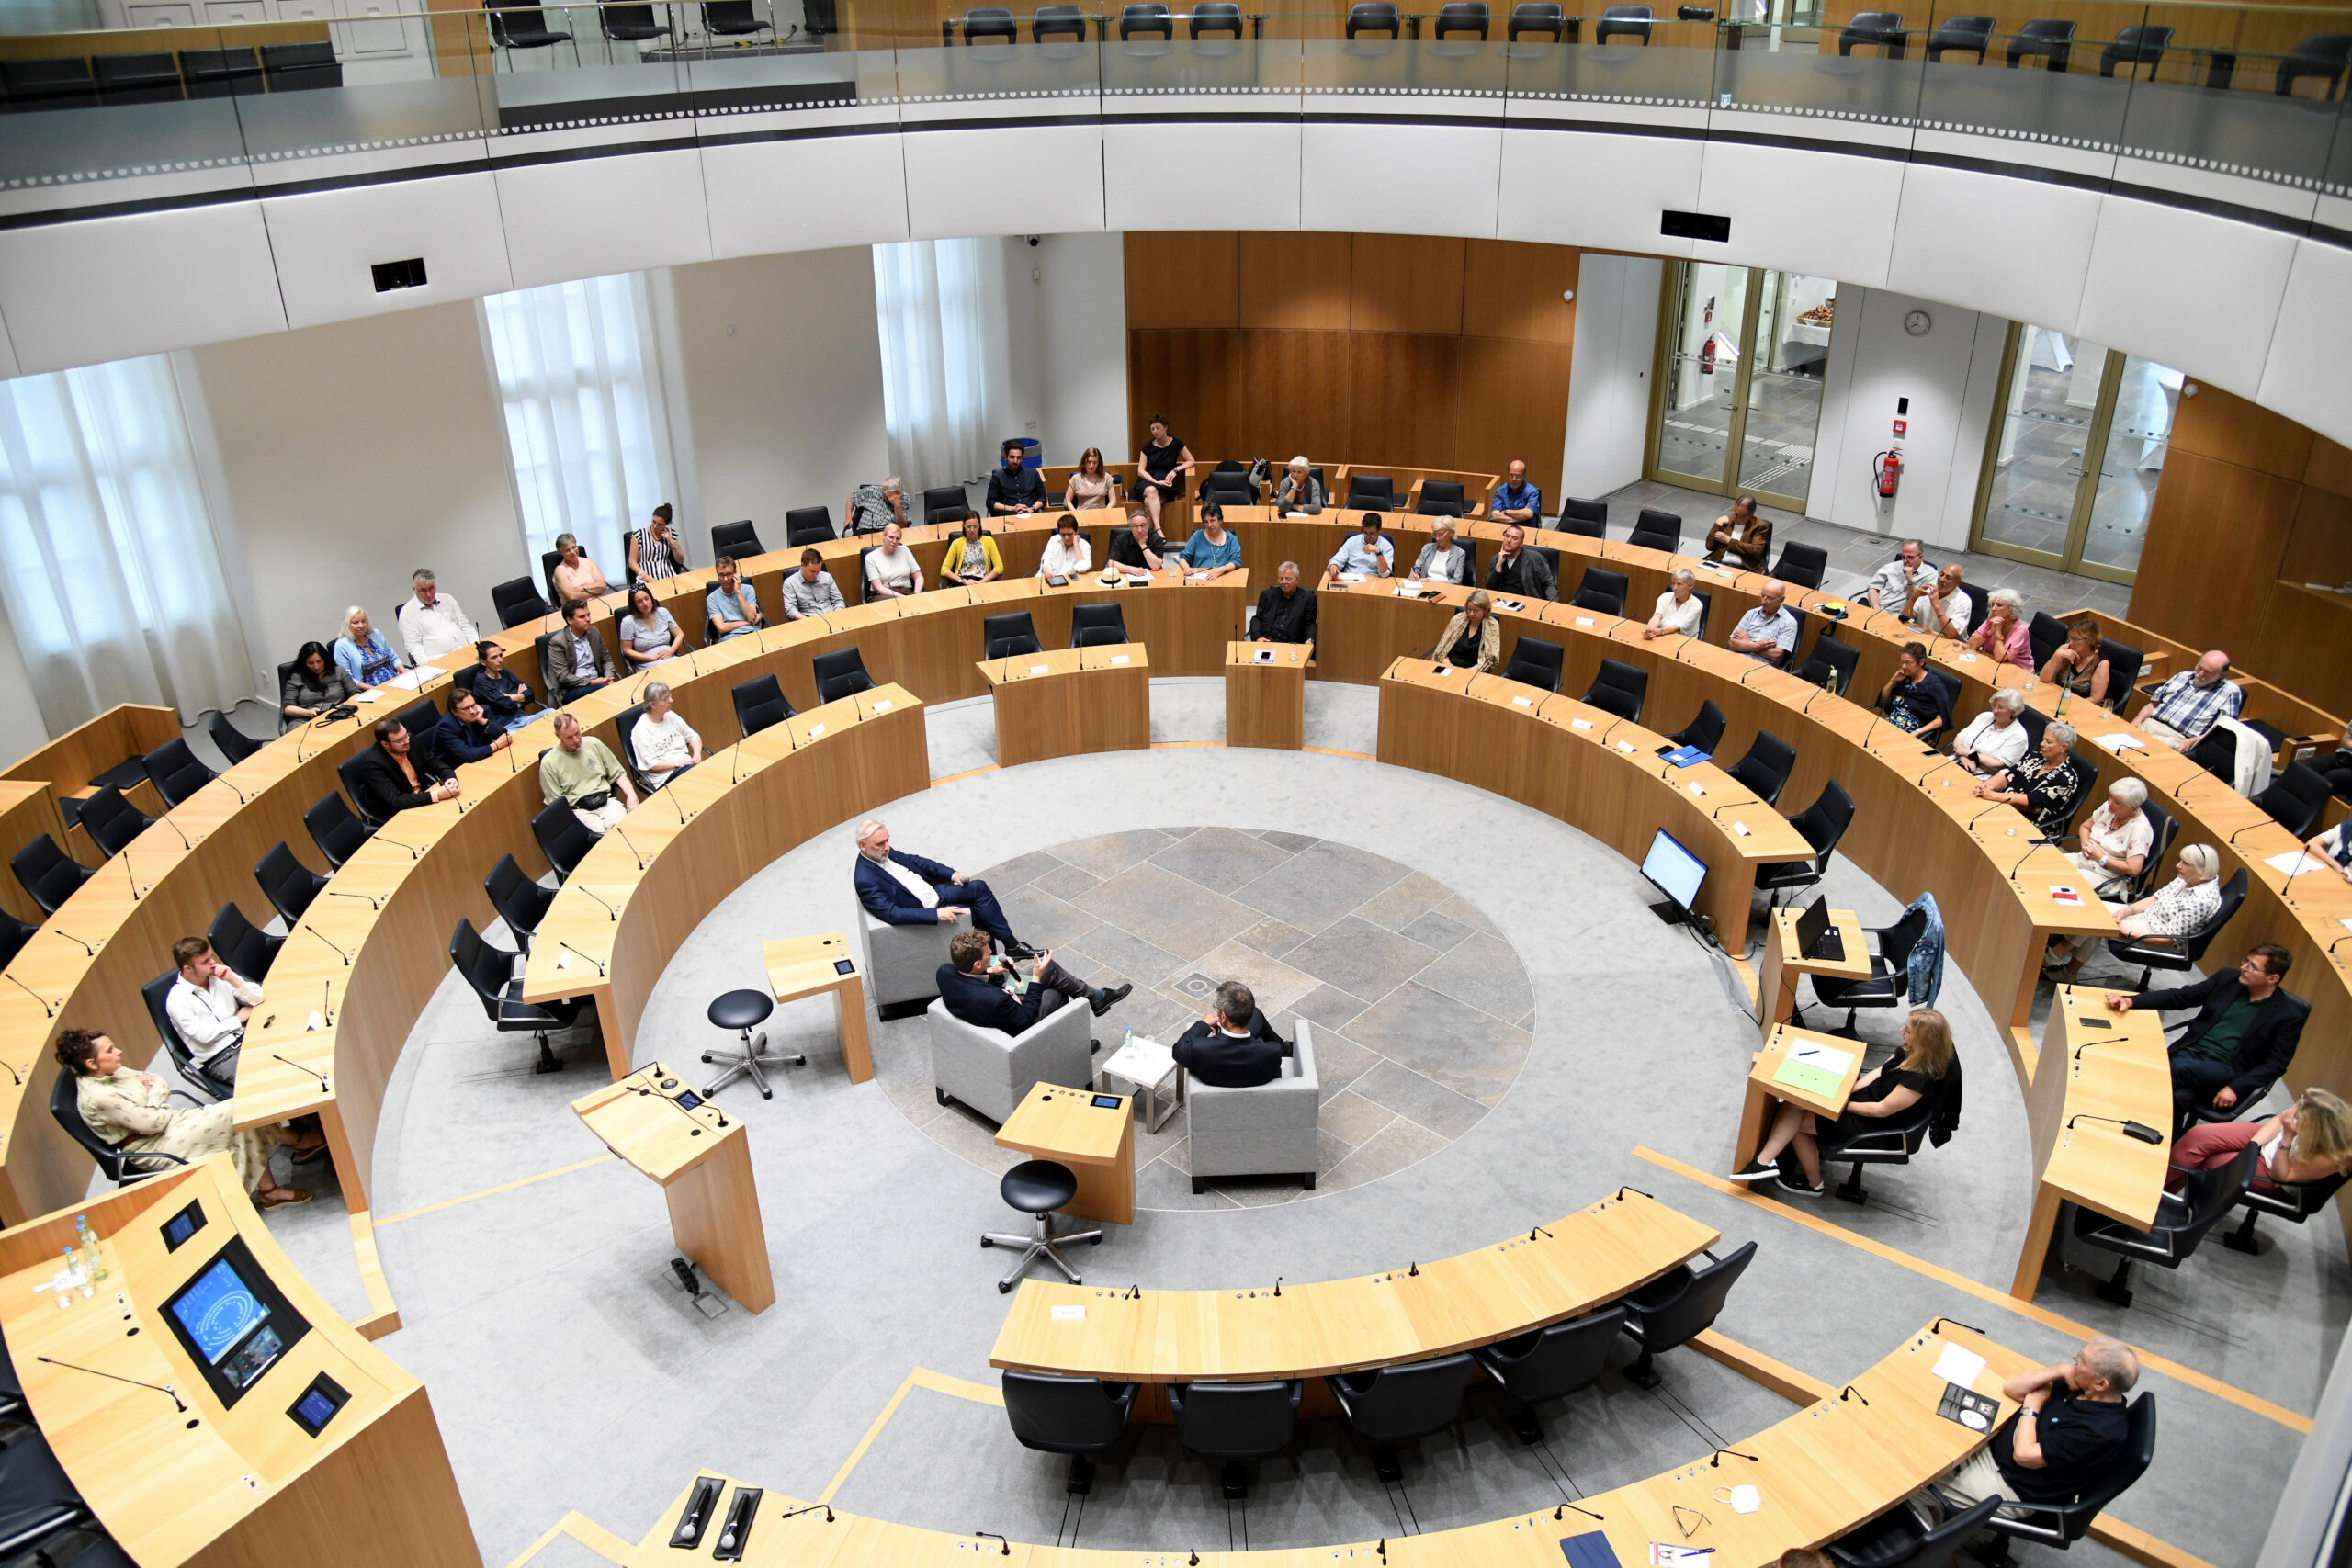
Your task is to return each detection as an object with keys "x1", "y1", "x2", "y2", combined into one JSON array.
[
  {"x1": 834, "y1": 958, "x2": 855, "y2": 975},
  {"x1": 1091, "y1": 1094, "x2": 1122, "y2": 1110},
  {"x1": 161, "y1": 1236, "x2": 311, "y2": 1407},
  {"x1": 173, "y1": 1259, "x2": 269, "y2": 1366},
  {"x1": 2076, "y1": 1017, "x2": 2113, "y2": 1030},
  {"x1": 161, "y1": 1200, "x2": 205, "y2": 1253},
  {"x1": 676, "y1": 1091, "x2": 705, "y2": 1111},
  {"x1": 286, "y1": 1371, "x2": 350, "y2": 1438}
]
